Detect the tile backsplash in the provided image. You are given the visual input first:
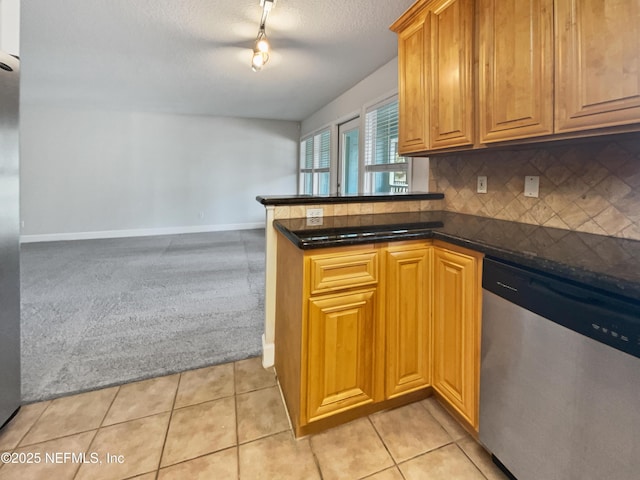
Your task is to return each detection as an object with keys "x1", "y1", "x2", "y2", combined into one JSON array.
[
  {"x1": 273, "y1": 199, "x2": 444, "y2": 220},
  {"x1": 429, "y1": 137, "x2": 640, "y2": 240}
]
